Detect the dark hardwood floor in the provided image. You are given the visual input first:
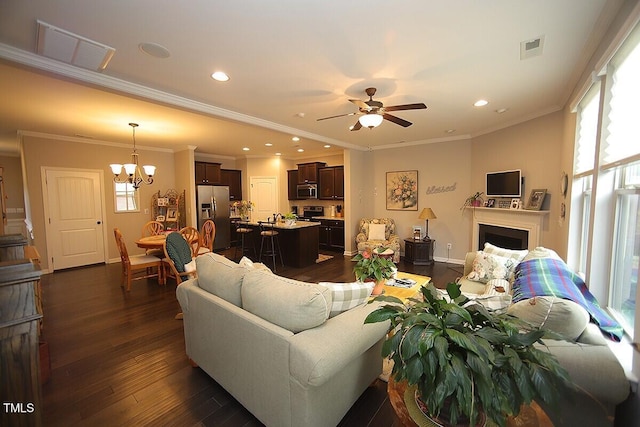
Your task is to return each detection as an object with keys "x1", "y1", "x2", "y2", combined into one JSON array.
[{"x1": 40, "y1": 250, "x2": 462, "y2": 426}]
